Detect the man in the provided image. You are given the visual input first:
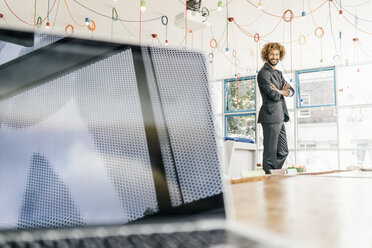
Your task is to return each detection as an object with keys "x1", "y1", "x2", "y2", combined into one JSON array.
[{"x1": 257, "y1": 42, "x2": 294, "y2": 174}]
